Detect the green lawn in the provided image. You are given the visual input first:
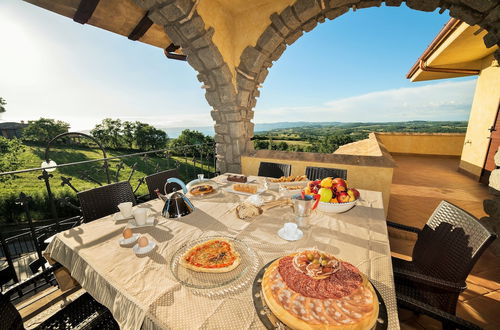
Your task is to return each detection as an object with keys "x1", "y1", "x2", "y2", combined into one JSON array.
[{"x1": 0, "y1": 145, "x2": 214, "y2": 224}]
